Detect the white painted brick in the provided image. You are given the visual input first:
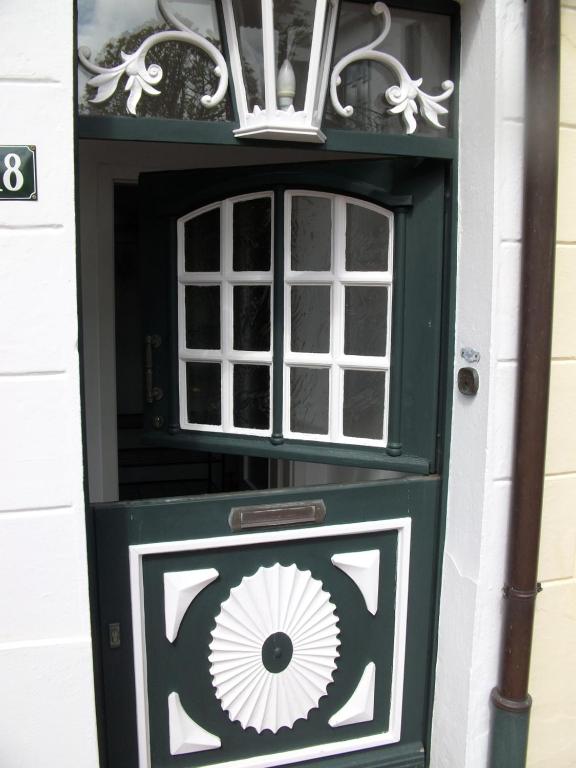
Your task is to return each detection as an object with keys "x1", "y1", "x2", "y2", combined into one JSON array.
[
  {"x1": 499, "y1": 0, "x2": 526, "y2": 121},
  {"x1": 560, "y1": 8, "x2": 576, "y2": 127},
  {"x1": 527, "y1": 579, "x2": 576, "y2": 767},
  {"x1": 0, "y1": 85, "x2": 74, "y2": 228},
  {"x1": 495, "y1": 242, "x2": 521, "y2": 361},
  {"x1": 0, "y1": 0, "x2": 74, "y2": 83},
  {"x1": 0, "y1": 230, "x2": 78, "y2": 374},
  {"x1": 0, "y1": 376, "x2": 82, "y2": 511},
  {"x1": 557, "y1": 127, "x2": 576, "y2": 243},
  {"x1": 545, "y1": 361, "x2": 576, "y2": 475},
  {"x1": 0, "y1": 641, "x2": 98, "y2": 768},
  {"x1": 497, "y1": 120, "x2": 524, "y2": 242},
  {"x1": 491, "y1": 362, "x2": 517, "y2": 480},
  {"x1": 551, "y1": 245, "x2": 576, "y2": 359},
  {"x1": 0, "y1": 511, "x2": 90, "y2": 642},
  {"x1": 538, "y1": 474, "x2": 576, "y2": 582}
]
